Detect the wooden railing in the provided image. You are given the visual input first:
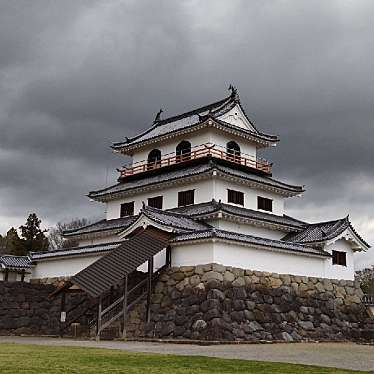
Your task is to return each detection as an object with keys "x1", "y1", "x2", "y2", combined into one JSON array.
[
  {"x1": 119, "y1": 143, "x2": 271, "y2": 177},
  {"x1": 363, "y1": 294, "x2": 374, "y2": 305}
]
